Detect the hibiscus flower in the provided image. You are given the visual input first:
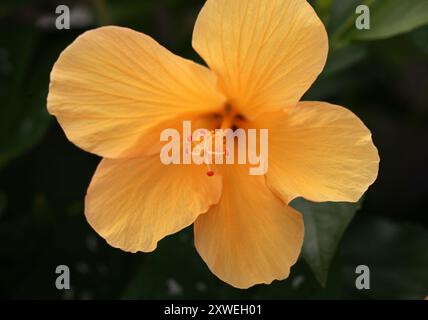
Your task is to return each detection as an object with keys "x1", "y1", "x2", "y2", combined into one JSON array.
[{"x1": 47, "y1": 0, "x2": 379, "y2": 289}]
